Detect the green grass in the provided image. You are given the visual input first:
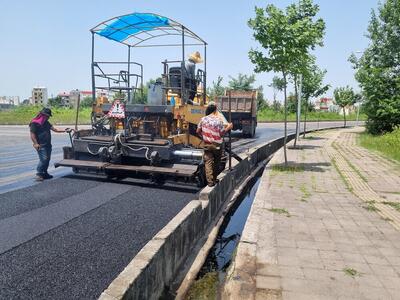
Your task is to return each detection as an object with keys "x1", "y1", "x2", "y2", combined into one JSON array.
[
  {"x1": 332, "y1": 142, "x2": 368, "y2": 182},
  {"x1": 300, "y1": 183, "x2": 311, "y2": 202},
  {"x1": 268, "y1": 208, "x2": 291, "y2": 217},
  {"x1": 331, "y1": 158, "x2": 353, "y2": 193},
  {"x1": 0, "y1": 106, "x2": 92, "y2": 125},
  {"x1": 311, "y1": 175, "x2": 317, "y2": 191},
  {"x1": 257, "y1": 108, "x2": 367, "y2": 122},
  {"x1": 271, "y1": 164, "x2": 305, "y2": 173},
  {"x1": 186, "y1": 272, "x2": 218, "y2": 300},
  {"x1": 382, "y1": 201, "x2": 400, "y2": 212},
  {"x1": 363, "y1": 204, "x2": 380, "y2": 212},
  {"x1": 343, "y1": 267, "x2": 360, "y2": 277},
  {"x1": 358, "y1": 129, "x2": 400, "y2": 163}
]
